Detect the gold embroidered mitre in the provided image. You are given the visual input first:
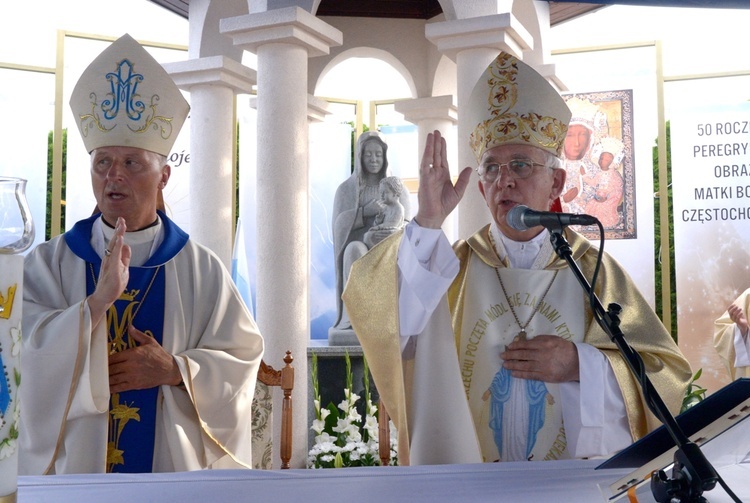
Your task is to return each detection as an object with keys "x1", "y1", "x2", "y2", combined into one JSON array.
[
  {"x1": 468, "y1": 53, "x2": 571, "y2": 163},
  {"x1": 69, "y1": 34, "x2": 189, "y2": 156}
]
